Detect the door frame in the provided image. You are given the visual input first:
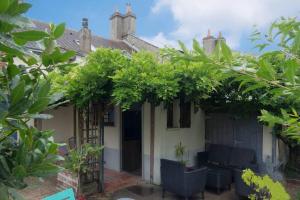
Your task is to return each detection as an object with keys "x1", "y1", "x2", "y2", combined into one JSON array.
[{"x1": 119, "y1": 105, "x2": 144, "y2": 177}]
